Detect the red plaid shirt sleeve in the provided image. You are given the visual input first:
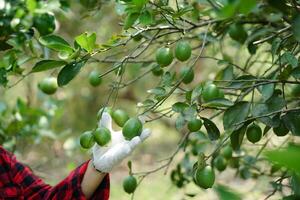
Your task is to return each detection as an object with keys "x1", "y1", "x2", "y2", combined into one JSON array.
[{"x1": 0, "y1": 146, "x2": 110, "y2": 200}]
